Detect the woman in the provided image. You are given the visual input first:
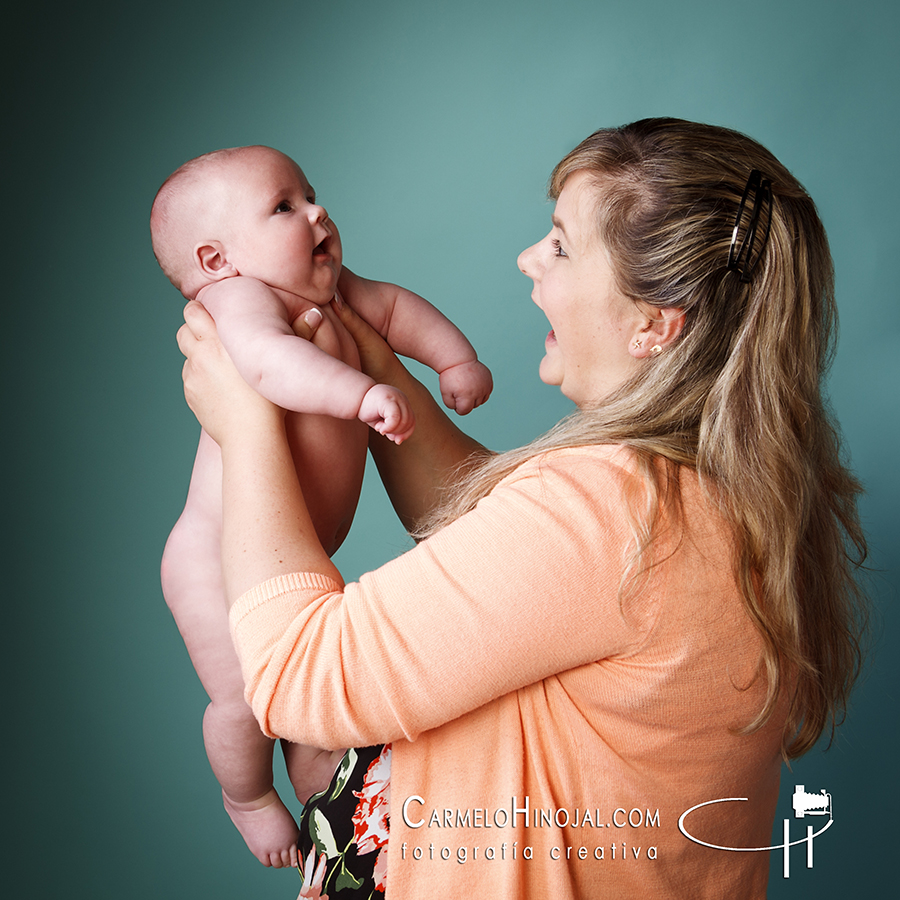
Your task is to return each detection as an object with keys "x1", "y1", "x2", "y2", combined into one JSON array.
[{"x1": 178, "y1": 119, "x2": 867, "y2": 898}]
